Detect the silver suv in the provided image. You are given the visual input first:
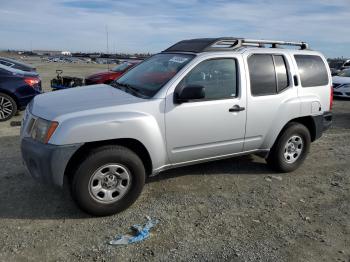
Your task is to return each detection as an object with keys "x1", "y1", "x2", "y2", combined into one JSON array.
[{"x1": 20, "y1": 38, "x2": 333, "y2": 216}]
